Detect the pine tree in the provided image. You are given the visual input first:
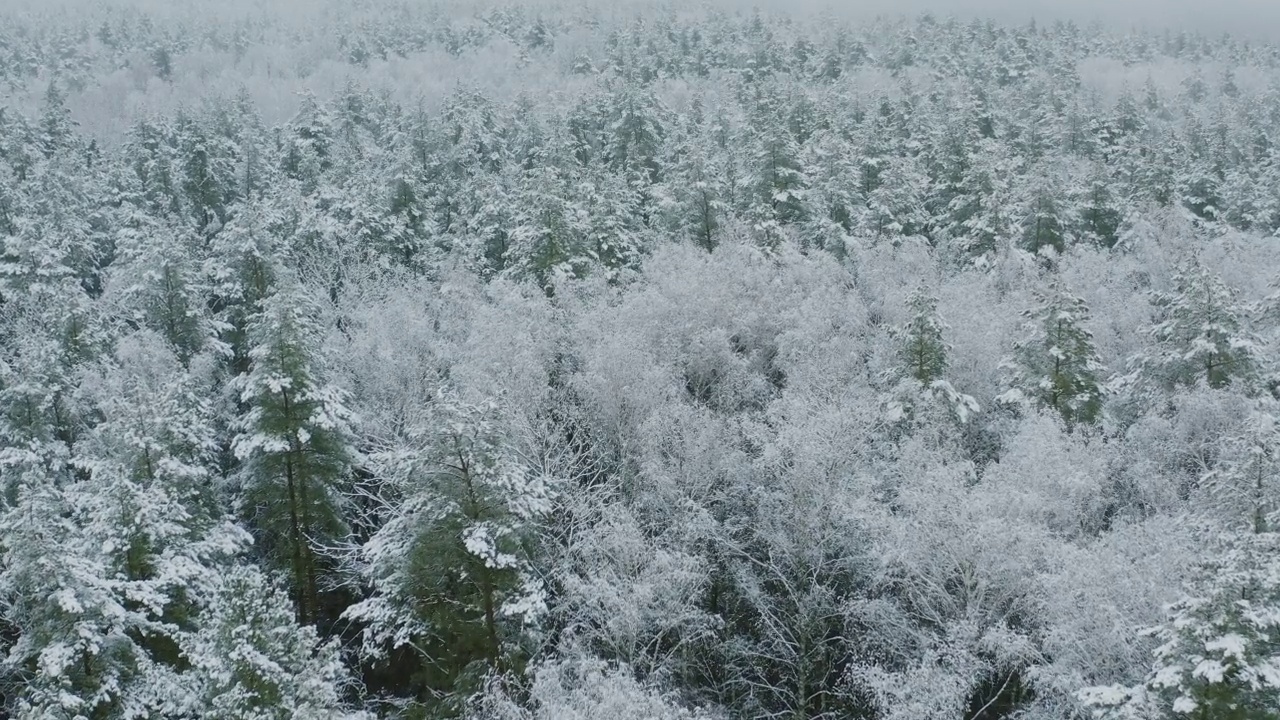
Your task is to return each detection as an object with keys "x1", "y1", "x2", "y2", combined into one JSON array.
[
  {"x1": 861, "y1": 153, "x2": 931, "y2": 242},
  {"x1": 207, "y1": 204, "x2": 286, "y2": 374},
  {"x1": 0, "y1": 479, "x2": 145, "y2": 719},
  {"x1": 184, "y1": 564, "x2": 367, "y2": 720},
  {"x1": 176, "y1": 113, "x2": 233, "y2": 234},
  {"x1": 231, "y1": 281, "x2": 356, "y2": 626},
  {"x1": 346, "y1": 397, "x2": 550, "y2": 717},
  {"x1": 1082, "y1": 533, "x2": 1280, "y2": 720},
  {"x1": 660, "y1": 125, "x2": 725, "y2": 253},
  {"x1": 1001, "y1": 282, "x2": 1105, "y2": 426},
  {"x1": 943, "y1": 138, "x2": 1016, "y2": 265},
  {"x1": 505, "y1": 164, "x2": 582, "y2": 292},
  {"x1": 112, "y1": 216, "x2": 222, "y2": 366},
  {"x1": 1020, "y1": 167, "x2": 1067, "y2": 257},
  {"x1": 896, "y1": 287, "x2": 949, "y2": 385},
  {"x1": 1146, "y1": 263, "x2": 1259, "y2": 392},
  {"x1": 1077, "y1": 166, "x2": 1123, "y2": 248},
  {"x1": 76, "y1": 331, "x2": 248, "y2": 594},
  {"x1": 747, "y1": 98, "x2": 806, "y2": 227},
  {"x1": 37, "y1": 81, "x2": 77, "y2": 158}
]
